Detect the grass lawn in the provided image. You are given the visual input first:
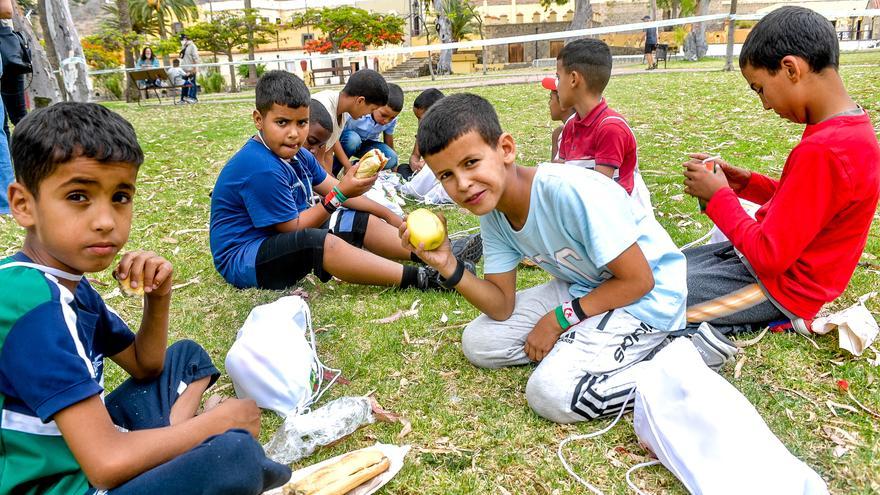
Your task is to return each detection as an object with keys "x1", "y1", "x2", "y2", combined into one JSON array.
[{"x1": 2, "y1": 61, "x2": 879, "y2": 493}]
